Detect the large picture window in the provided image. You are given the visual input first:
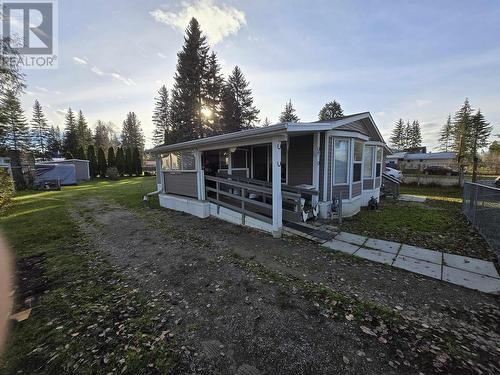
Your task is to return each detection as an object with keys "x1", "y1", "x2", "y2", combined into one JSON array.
[
  {"x1": 353, "y1": 141, "x2": 363, "y2": 182},
  {"x1": 363, "y1": 146, "x2": 373, "y2": 178},
  {"x1": 334, "y1": 139, "x2": 349, "y2": 184},
  {"x1": 162, "y1": 151, "x2": 196, "y2": 172}
]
